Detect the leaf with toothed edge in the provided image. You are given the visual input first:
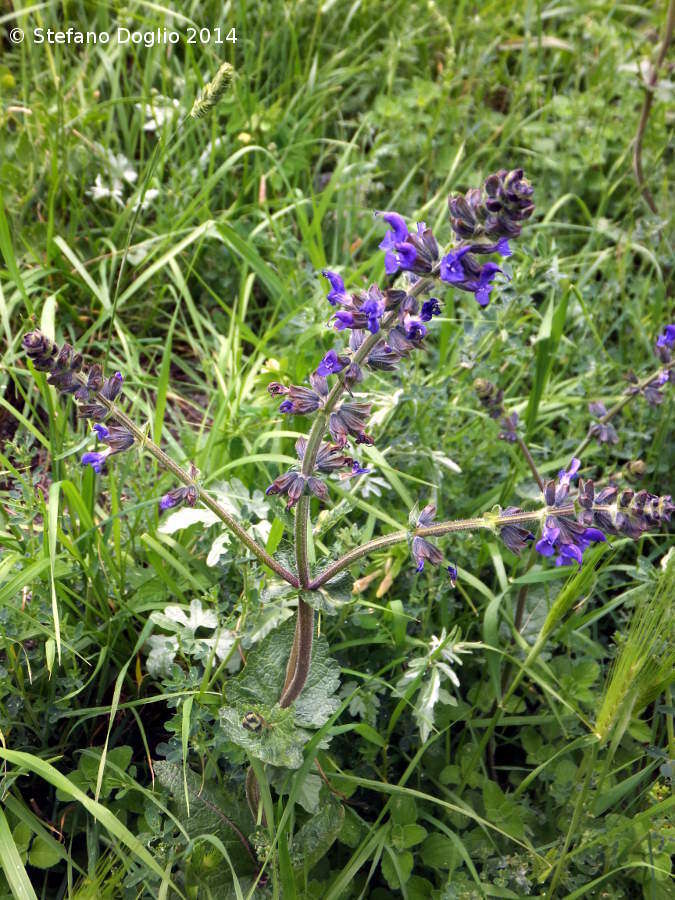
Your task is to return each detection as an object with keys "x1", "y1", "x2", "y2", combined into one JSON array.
[
  {"x1": 219, "y1": 617, "x2": 340, "y2": 764},
  {"x1": 304, "y1": 570, "x2": 354, "y2": 615}
]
